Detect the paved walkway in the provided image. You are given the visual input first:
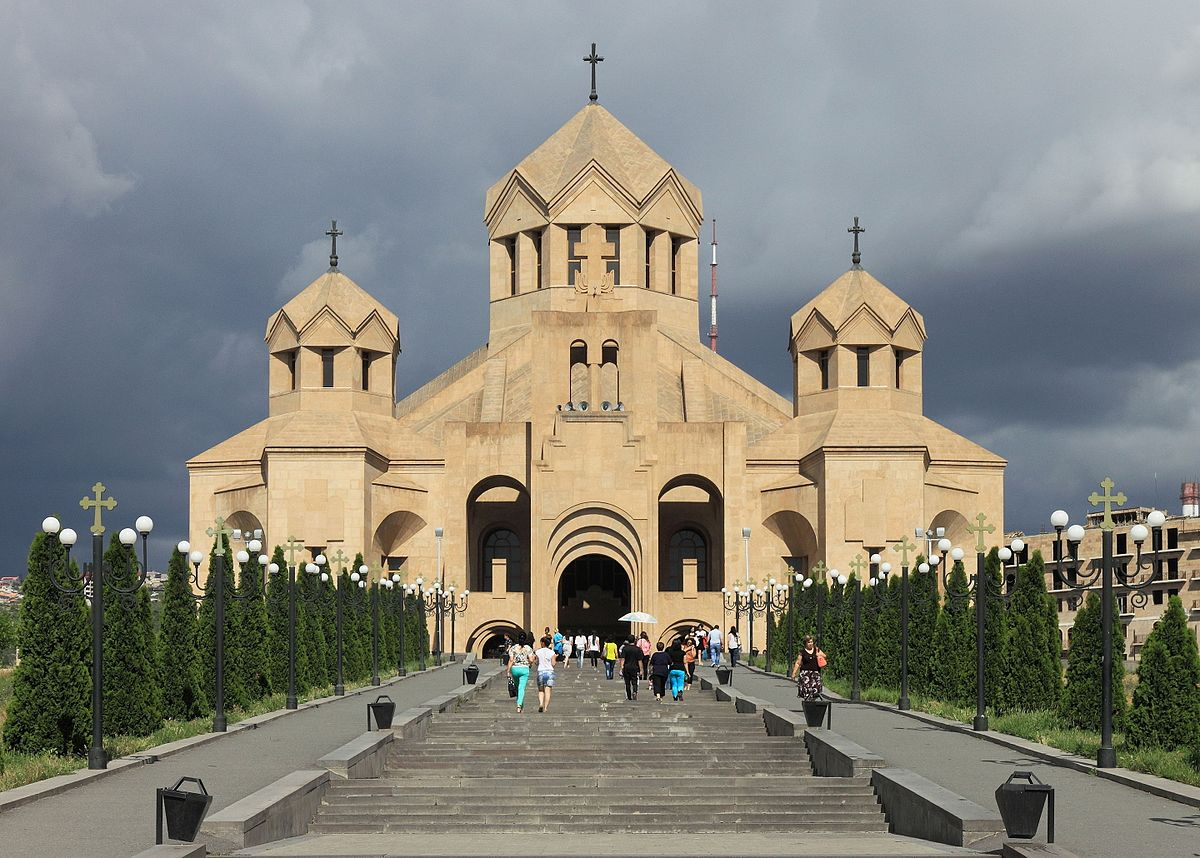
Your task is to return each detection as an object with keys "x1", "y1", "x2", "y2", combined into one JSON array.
[
  {"x1": 0, "y1": 666, "x2": 467, "y2": 858},
  {"x1": 712, "y1": 666, "x2": 1200, "y2": 858}
]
